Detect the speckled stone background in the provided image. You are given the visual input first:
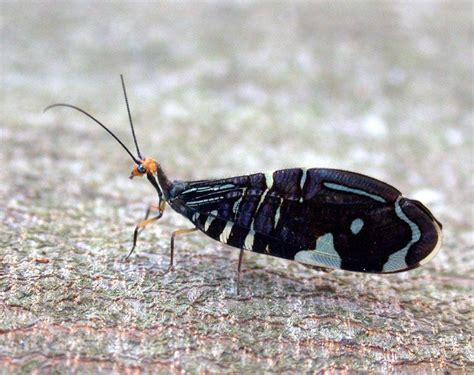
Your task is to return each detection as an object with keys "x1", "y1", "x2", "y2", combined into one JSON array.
[{"x1": 1, "y1": 2, "x2": 473, "y2": 373}]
